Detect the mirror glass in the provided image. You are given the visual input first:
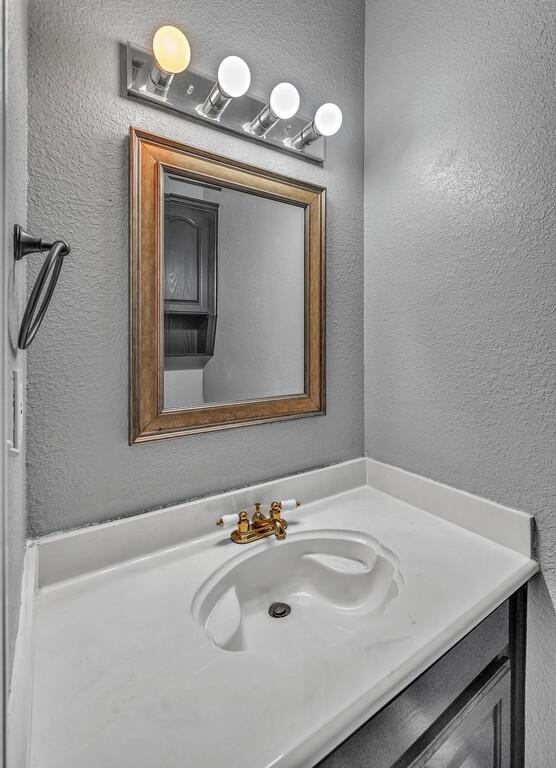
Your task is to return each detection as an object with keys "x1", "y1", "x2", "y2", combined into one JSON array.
[{"x1": 162, "y1": 171, "x2": 306, "y2": 410}]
